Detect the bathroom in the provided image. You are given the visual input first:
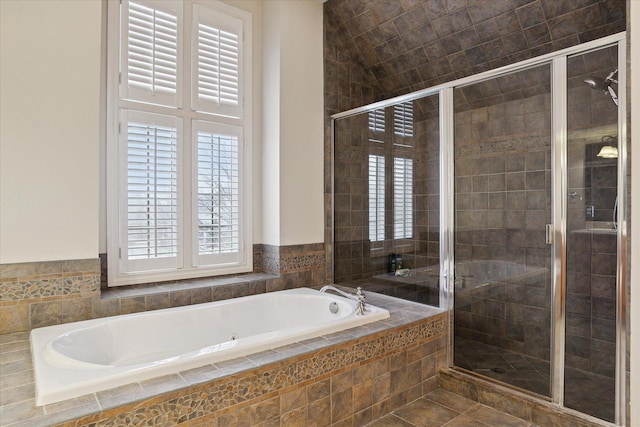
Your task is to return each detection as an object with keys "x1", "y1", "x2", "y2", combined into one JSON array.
[{"x1": 1, "y1": 0, "x2": 639, "y2": 426}]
